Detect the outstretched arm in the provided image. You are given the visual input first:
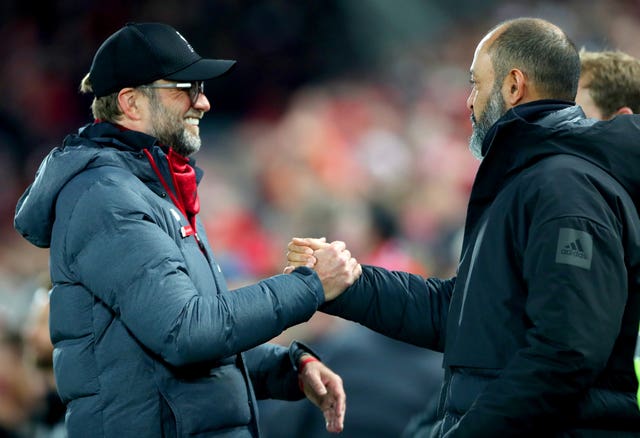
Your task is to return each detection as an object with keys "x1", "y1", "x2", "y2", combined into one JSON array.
[{"x1": 285, "y1": 237, "x2": 453, "y2": 350}]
